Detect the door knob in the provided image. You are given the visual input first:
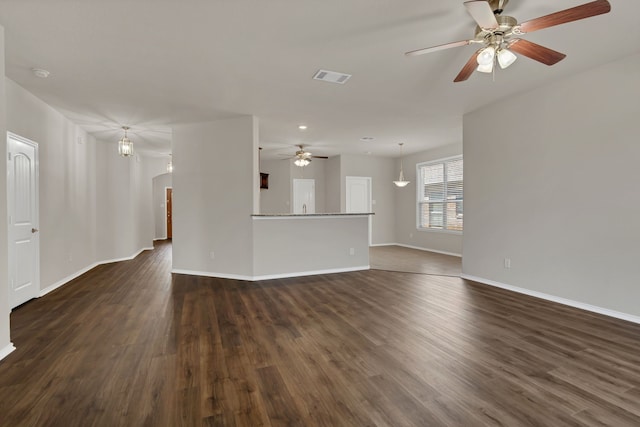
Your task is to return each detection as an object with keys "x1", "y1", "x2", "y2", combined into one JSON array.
[{"x1": 32, "y1": 228, "x2": 39, "y2": 233}]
